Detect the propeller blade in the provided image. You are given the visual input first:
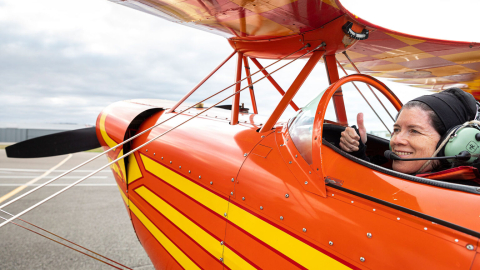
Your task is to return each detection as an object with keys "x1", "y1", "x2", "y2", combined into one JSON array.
[{"x1": 6, "y1": 127, "x2": 101, "y2": 158}]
